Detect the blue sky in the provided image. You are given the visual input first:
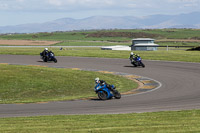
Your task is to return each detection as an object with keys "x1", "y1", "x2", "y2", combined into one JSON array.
[{"x1": 0, "y1": 0, "x2": 200, "y2": 26}]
